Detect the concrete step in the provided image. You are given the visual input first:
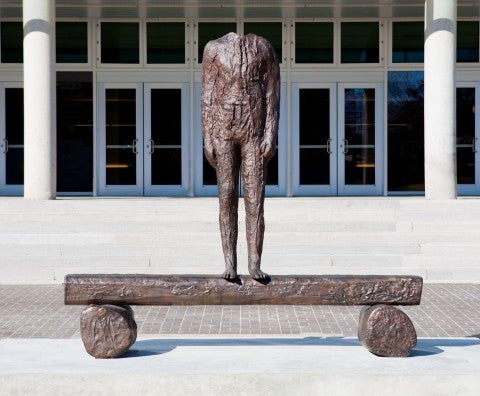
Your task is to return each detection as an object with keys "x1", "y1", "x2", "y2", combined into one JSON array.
[{"x1": 1, "y1": 197, "x2": 480, "y2": 283}]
